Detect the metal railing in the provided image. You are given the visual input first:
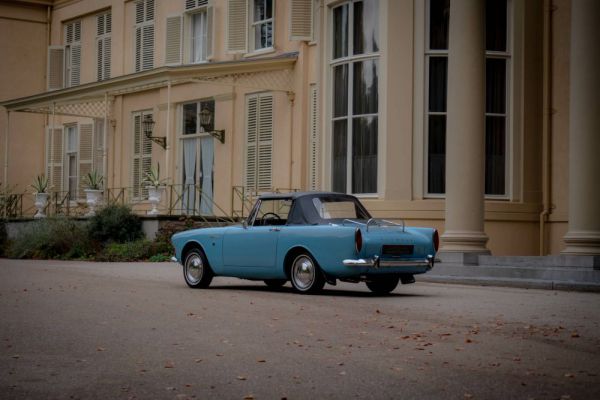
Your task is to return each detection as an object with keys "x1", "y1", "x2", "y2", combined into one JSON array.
[{"x1": 1, "y1": 185, "x2": 301, "y2": 221}]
